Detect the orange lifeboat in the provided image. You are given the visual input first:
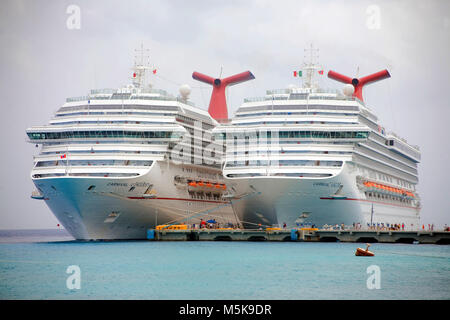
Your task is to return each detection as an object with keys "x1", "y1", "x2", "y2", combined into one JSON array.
[
  {"x1": 206, "y1": 182, "x2": 213, "y2": 188},
  {"x1": 188, "y1": 181, "x2": 197, "y2": 187},
  {"x1": 214, "y1": 184, "x2": 222, "y2": 189},
  {"x1": 355, "y1": 244, "x2": 374, "y2": 256},
  {"x1": 221, "y1": 184, "x2": 227, "y2": 190},
  {"x1": 197, "y1": 181, "x2": 205, "y2": 187}
]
